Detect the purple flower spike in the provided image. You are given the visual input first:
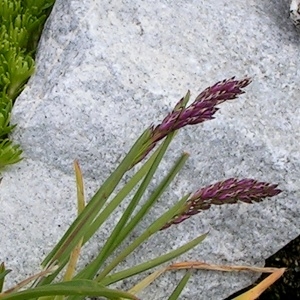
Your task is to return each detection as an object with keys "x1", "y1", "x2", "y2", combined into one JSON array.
[
  {"x1": 132, "y1": 77, "x2": 251, "y2": 167},
  {"x1": 161, "y1": 178, "x2": 281, "y2": 230},
  {"x1": 152, "y1": 77, "x2": 251, "y2": 144},
  {"x1": 194, "y1": 77, "x2": 251, "y2": 105}
]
